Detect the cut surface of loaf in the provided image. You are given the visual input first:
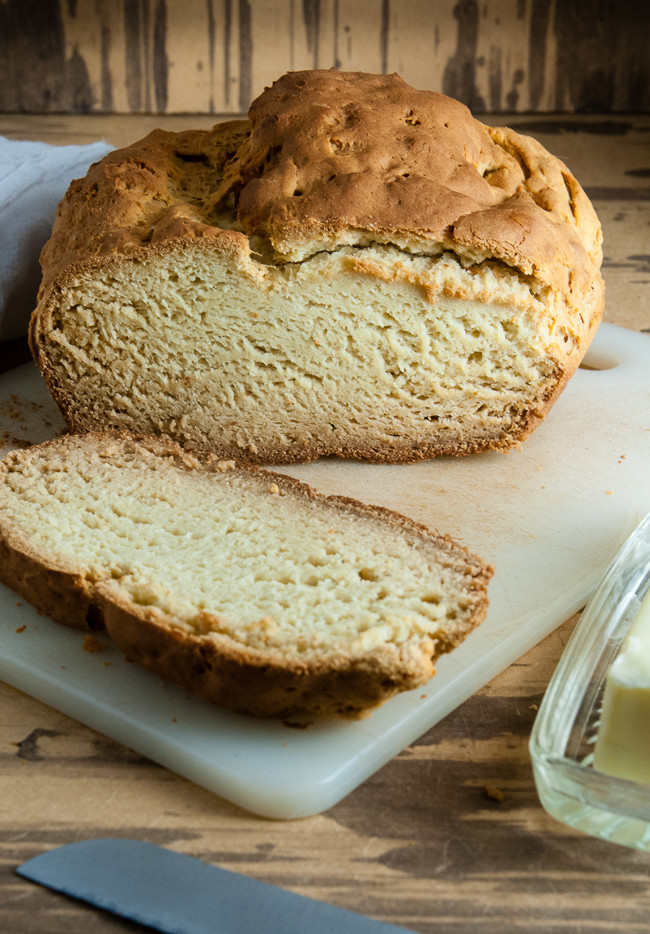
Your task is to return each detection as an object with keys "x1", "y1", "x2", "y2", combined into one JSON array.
[
  {"x1": 0, "y1": 433, "x2": 493, "y2": 718},
  {"x1": 31, "y1": 70, "x2": 604, "y2": 464}
]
